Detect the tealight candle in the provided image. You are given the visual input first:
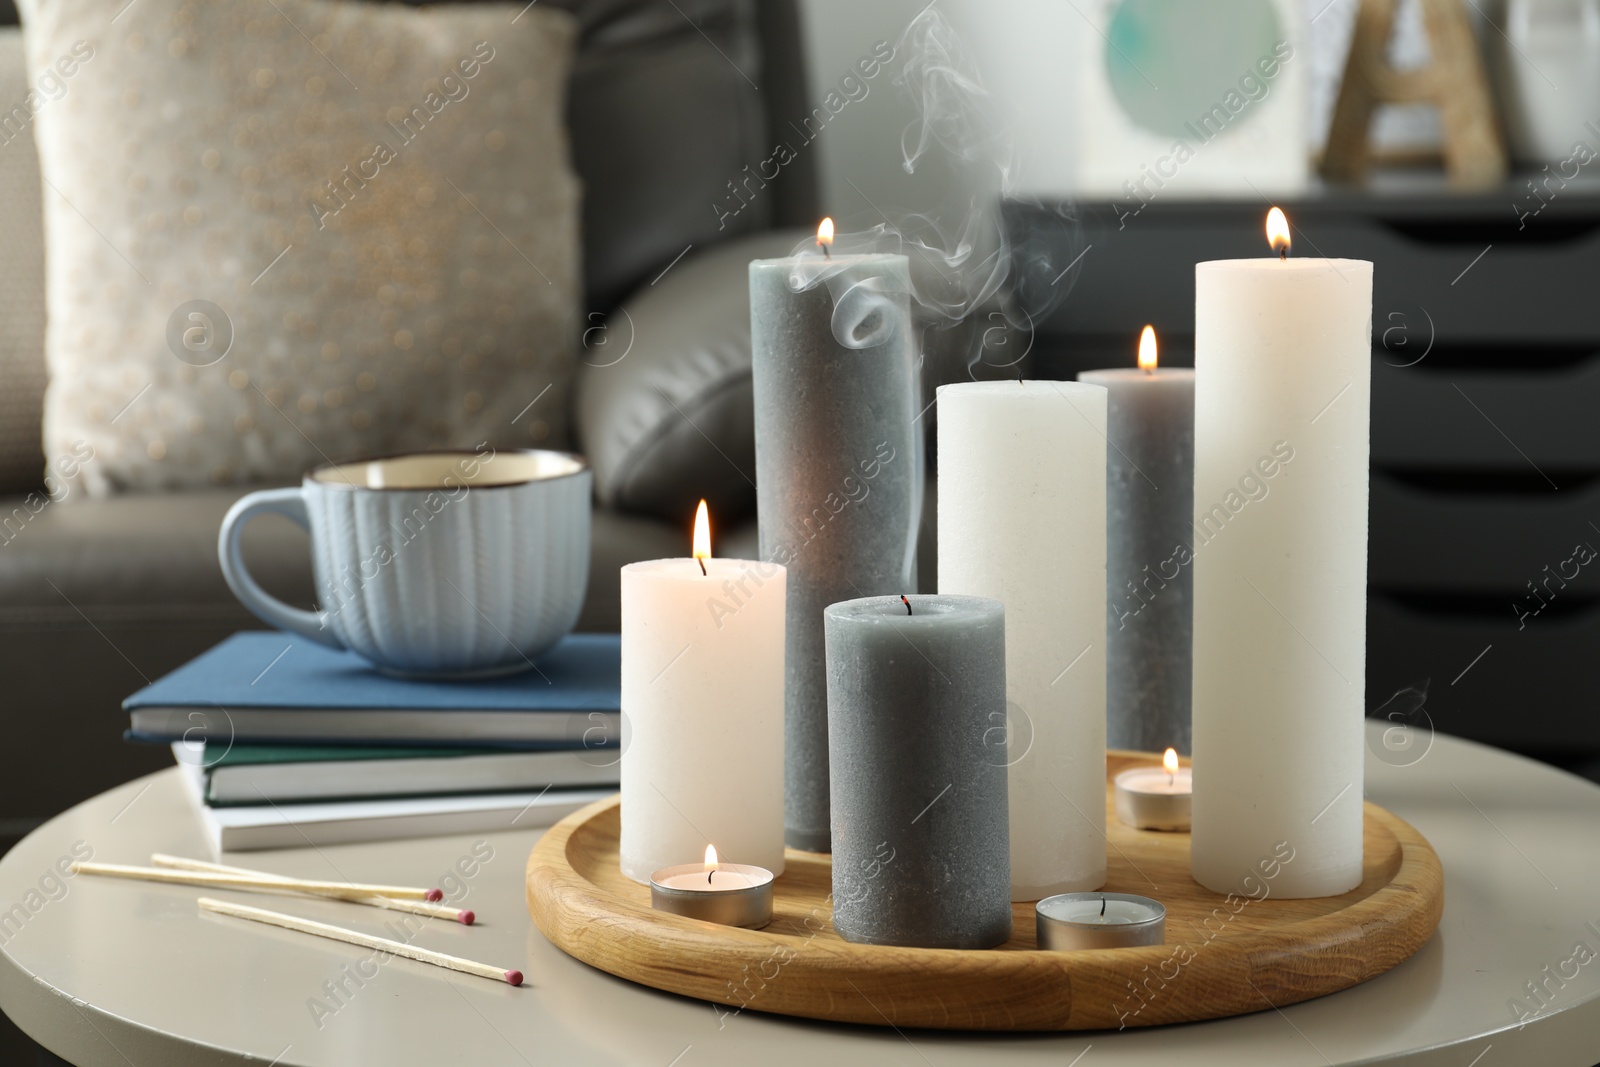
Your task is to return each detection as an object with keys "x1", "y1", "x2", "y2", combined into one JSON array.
[
  {"x1": 649, "y1": 845, "x2": 774, "y2": 929},
  {"x1": 1114, "y1": 748, "x2": 1193, "y2": 831},
  {"x1": 1035, "y1": 892, "x2": 1166, "y2": 951}
]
